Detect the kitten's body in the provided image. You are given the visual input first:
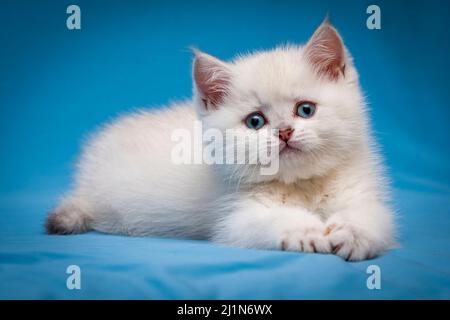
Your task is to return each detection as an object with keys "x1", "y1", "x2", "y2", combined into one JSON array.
[
  {"x1": 53, "y1": 104, "x2": 232, "y2": 239},
  {"x1": 47, "y1": 21, "x2": 395, "y2": 261}
]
